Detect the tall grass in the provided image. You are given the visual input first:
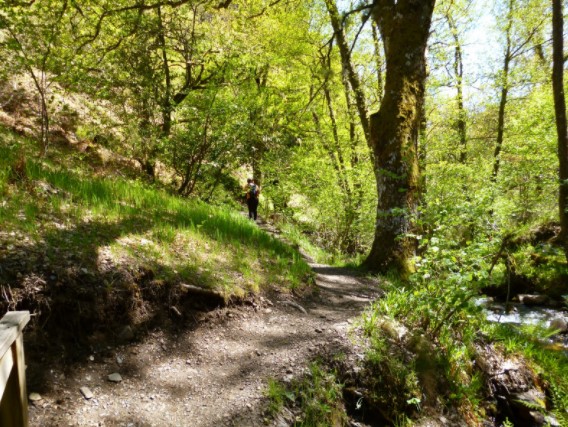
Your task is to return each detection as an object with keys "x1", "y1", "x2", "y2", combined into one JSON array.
[
  {"x1": 0, "y1": 137, "x2": 312, "y2": 297},
  {"x1": 24, "y1": 159, "x2": 301, "y2": 255},
  {"x1": 266, "y1": 362, "x2": 348, "y2": 426}
]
